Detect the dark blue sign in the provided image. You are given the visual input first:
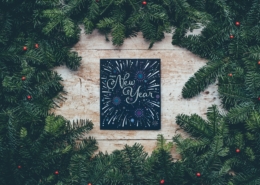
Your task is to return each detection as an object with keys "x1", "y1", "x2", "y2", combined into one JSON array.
[{"x1": 100, "y1": 59, "x2": 161, "y2": 130}]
